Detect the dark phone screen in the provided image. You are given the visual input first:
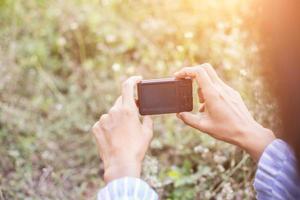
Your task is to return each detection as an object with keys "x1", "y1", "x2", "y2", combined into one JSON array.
[{"x1": 142, "y1": 83, "x2": 177, "y2": 109}]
